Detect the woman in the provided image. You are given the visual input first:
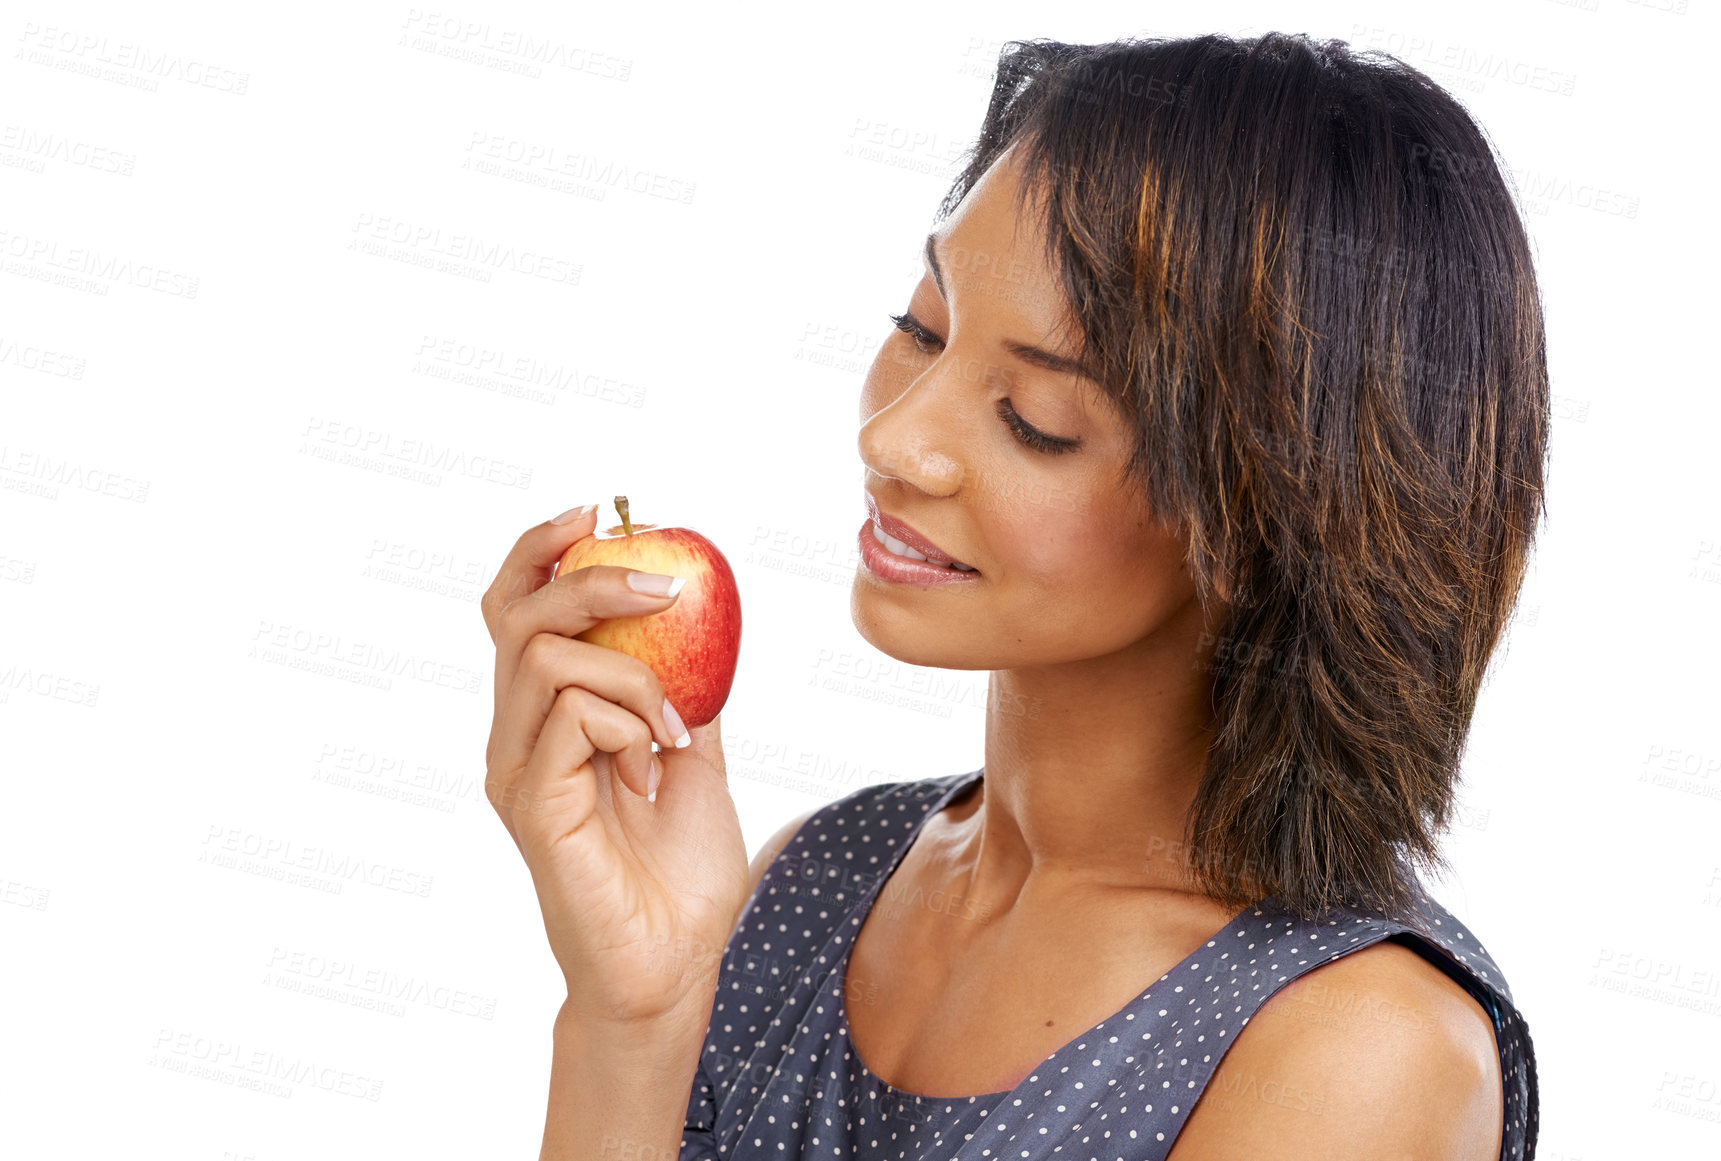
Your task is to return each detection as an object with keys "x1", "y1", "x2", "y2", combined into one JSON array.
[{"x1": 480, "y1": 31, "x2": 1543, "y2": 1161}]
